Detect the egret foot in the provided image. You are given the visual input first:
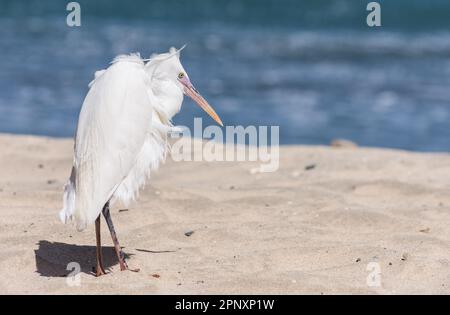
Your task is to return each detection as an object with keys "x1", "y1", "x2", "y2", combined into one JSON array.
[
  {"x1": 95, "y1": 264, "x2": 107, "y2": 277},
  {"x1": 117, "y1": 247, "x2": 140, "y2": 272}
]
